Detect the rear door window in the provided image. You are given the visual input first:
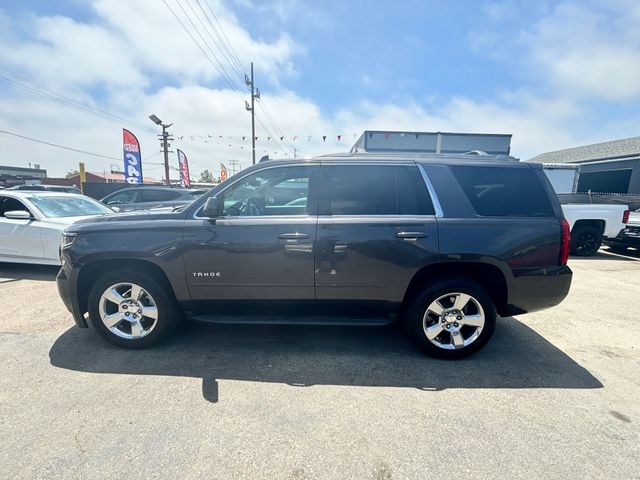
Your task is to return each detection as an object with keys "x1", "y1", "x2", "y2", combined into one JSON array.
[
  {"x1": 105, "y1": 190, "x2": 138, "y2": 205},
  {"x1": 320, "y1": 165, "x2": 434, "y2": 215},
  {"x1": 450, "y1": 166, "x2": 555, "y2": 217},
  {"x1": 140, "y1": 190, "x2": 183, "y2": 202}
]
